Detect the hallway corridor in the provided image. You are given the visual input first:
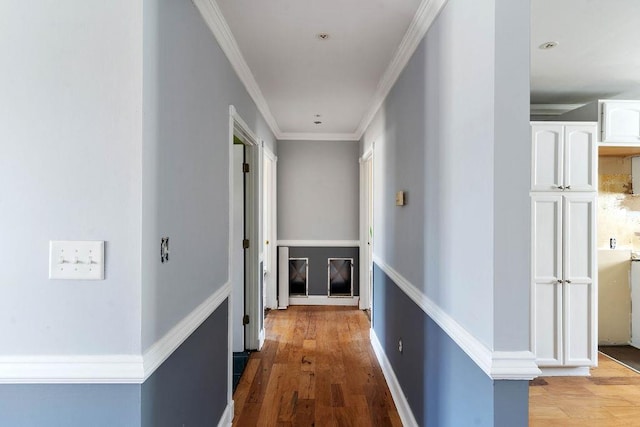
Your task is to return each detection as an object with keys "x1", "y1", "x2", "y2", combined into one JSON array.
[{"x1": 232, "y1": 306, "x2": 402, "y2": 426}]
